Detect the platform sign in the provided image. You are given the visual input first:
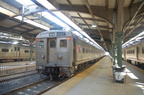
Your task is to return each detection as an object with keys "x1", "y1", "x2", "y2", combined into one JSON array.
[
  {"x1": 57, "y1": 32, "x2": 66, "y2": 36},
  {"x1": 49, "y1": 32, "x2": 55, "y2": 36}
]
